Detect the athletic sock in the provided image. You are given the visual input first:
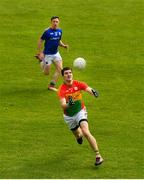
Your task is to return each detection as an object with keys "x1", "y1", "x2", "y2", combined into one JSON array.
[
  {"x1": 77, "y1": 137, "x2": 83, "y2": 144},
  {"x1": 49, "y1": 81, "x2": 56, "y2": 87},
  {"x1": 95, "y1": 150, "x2": 100, "y2": 155}
]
